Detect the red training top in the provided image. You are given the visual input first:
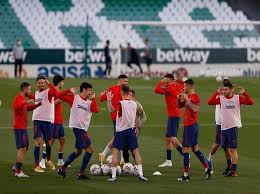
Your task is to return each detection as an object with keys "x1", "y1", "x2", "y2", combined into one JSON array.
[
  {"x1": 100, "y1": 85, "x2": 122, "y2": 121},
  {"x1": 208, "y1": 91, "x2": 254, "y2": 105},
  {"x1": 154, "y1": 81, "x2": 183, "y2": 117},
  {"x1": 178, "y1": 93, "x2": 200, "y2": 126},
  {"x1": 13, "y1": 94, "x2": 40, "y2": 129},
  {"x1": 57, "y1": 89, "x2": 99, "y2": 113}
]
